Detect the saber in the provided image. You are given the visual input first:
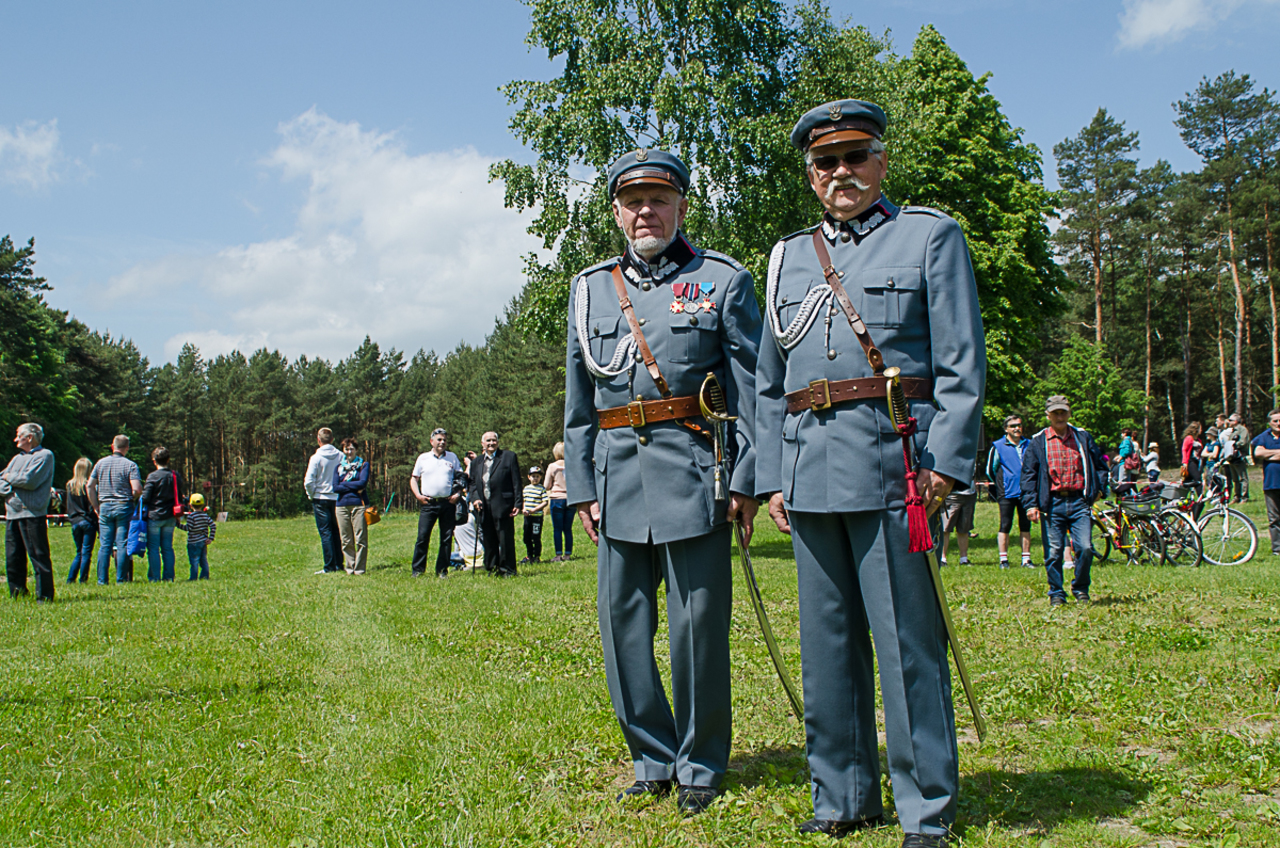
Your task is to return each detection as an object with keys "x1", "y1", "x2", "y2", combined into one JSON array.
[
  {"x1": 735, "y1": 520, "x2": 804, "y2": 722},
  {"x1": 699, "y1": 373, "x2": 735, "y2": 501},
  {"x1": 884, "y1": 367, "x2": 988, "y2": 742}
]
